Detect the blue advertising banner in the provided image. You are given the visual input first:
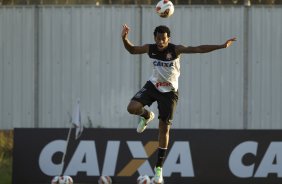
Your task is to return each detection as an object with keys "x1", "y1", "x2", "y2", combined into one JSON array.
[{"x1": 13, "y1": 128, "x2": 282, "y2": 184}]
